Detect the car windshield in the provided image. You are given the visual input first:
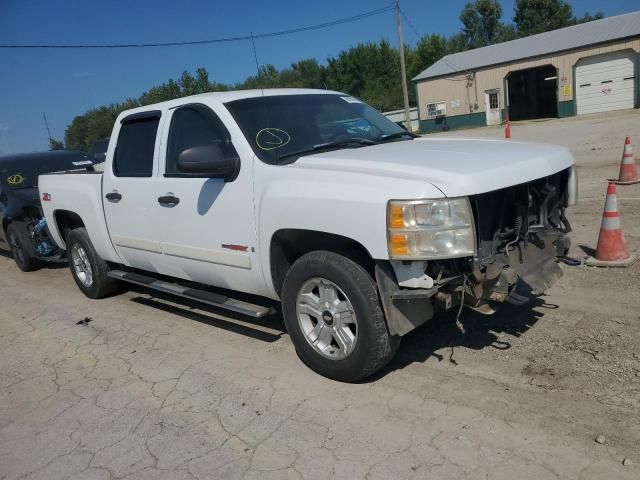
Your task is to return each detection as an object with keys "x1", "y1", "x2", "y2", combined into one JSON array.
[
  {"x1": 88, "y1": 139, "x2": 109, "y2": 163},
  {"x1": 225, "y1": 94, "x2": 410, "y2": 163},
  {"x1": 0, "y1": 153, "x2": 94, "y2": 189}
]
